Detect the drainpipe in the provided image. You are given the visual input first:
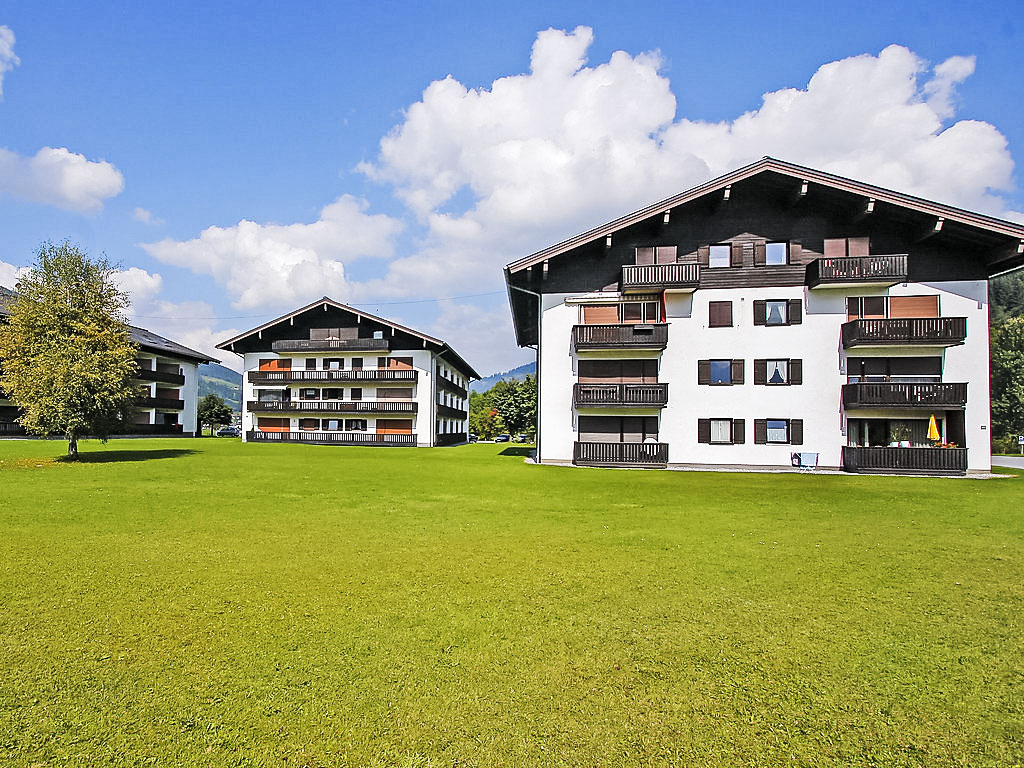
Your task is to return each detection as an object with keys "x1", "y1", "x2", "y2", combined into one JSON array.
[{"x1": 509, "y1": 283, "x2": 543, "y2": 464}]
